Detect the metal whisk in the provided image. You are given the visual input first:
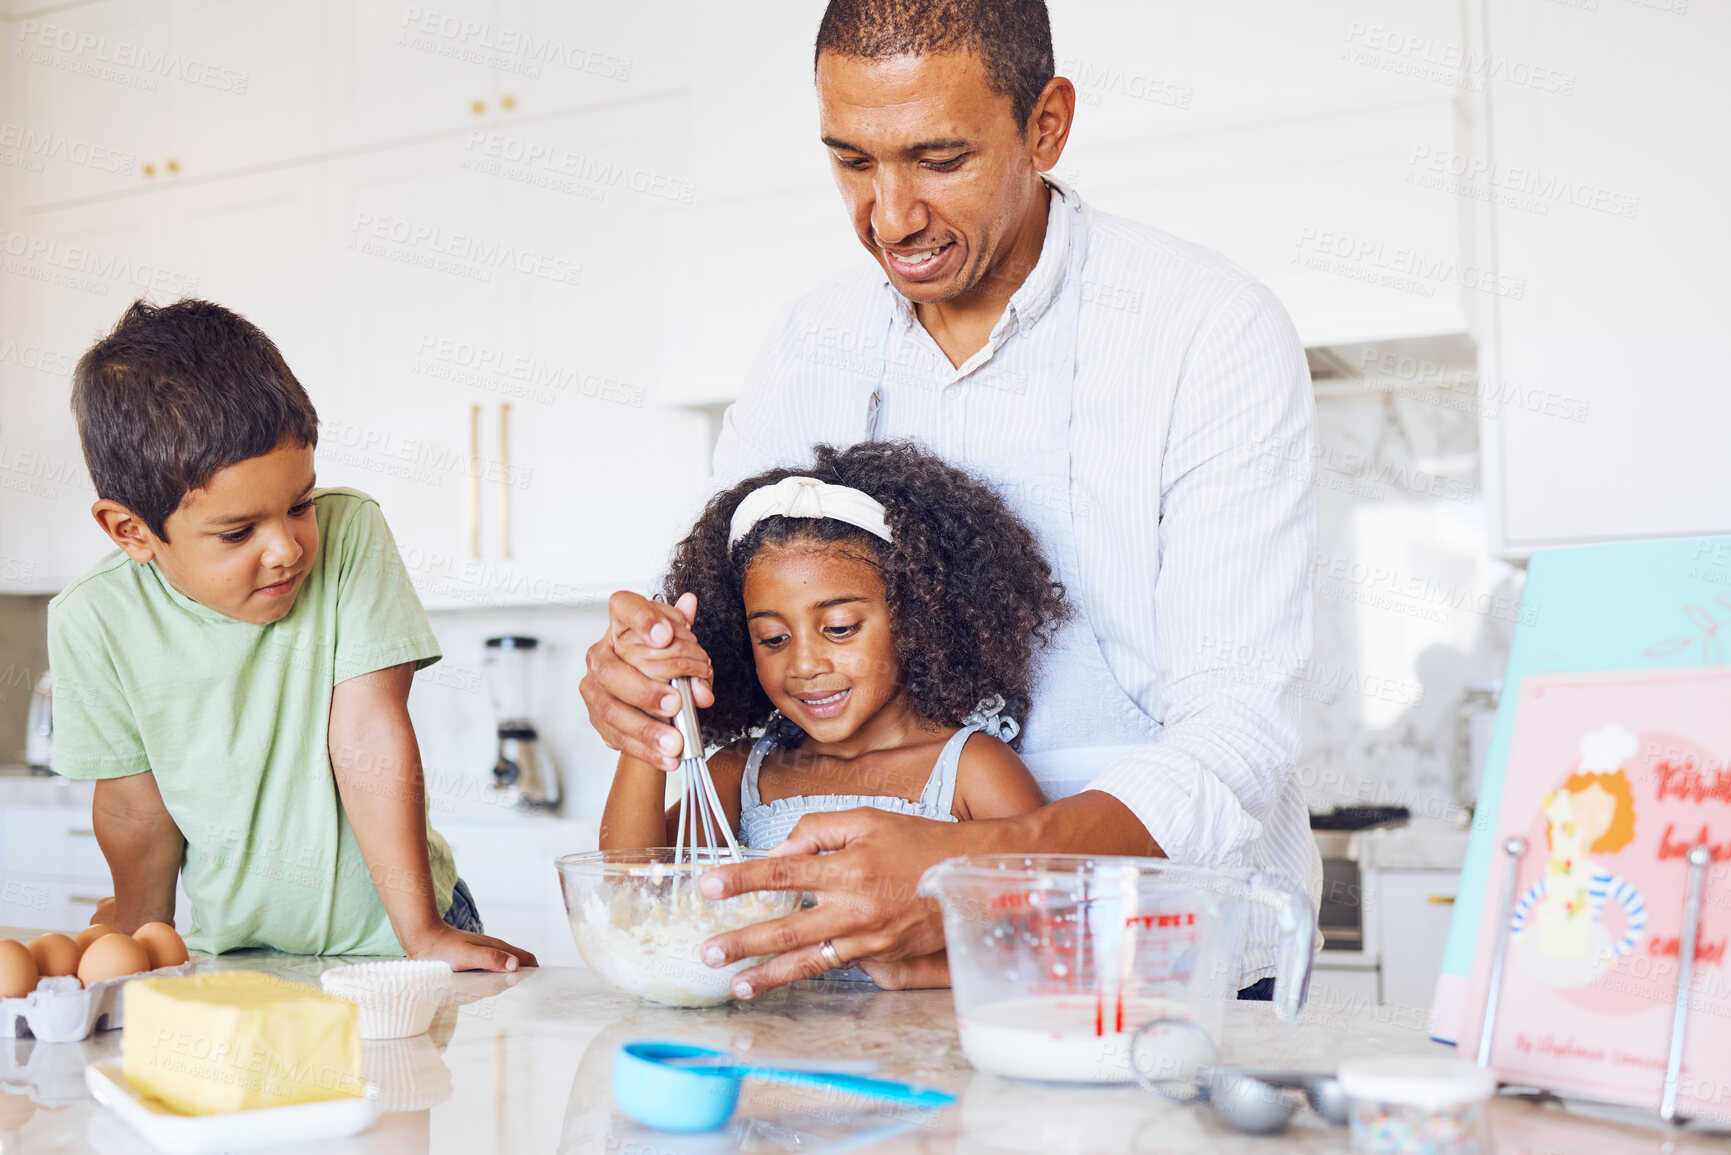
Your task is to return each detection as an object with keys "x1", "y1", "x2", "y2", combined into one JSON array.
[{"x1": 669, "y1": 676, "x2": 743, "y2": 873}]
